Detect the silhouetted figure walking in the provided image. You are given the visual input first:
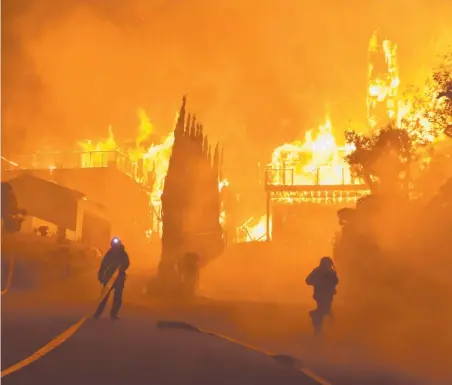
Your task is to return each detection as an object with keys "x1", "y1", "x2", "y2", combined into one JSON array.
[
  {"x1": 94, "y1": 237, "x2": 130, "y2": 320},
  {"x1": 306, "y1": 256, "x2": 338, "y2": 335}
]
